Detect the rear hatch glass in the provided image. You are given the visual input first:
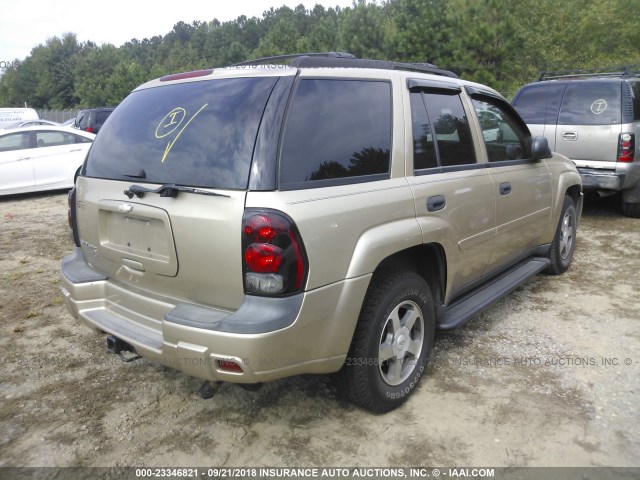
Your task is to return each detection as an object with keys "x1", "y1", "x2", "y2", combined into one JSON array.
[
  {"x1": 84, "y1": 77, "x2": 279, "y2": 189},
  {"x1": 77, "y1": 76, "x2": 279, "y2": 312},
  {"x1": 558, "y1": 82, "x2": 622, "y2": 126}
]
